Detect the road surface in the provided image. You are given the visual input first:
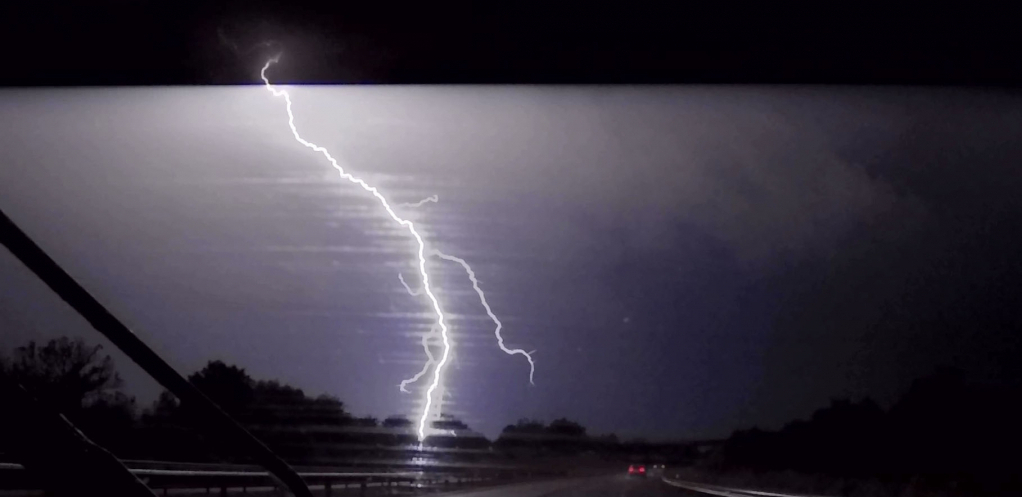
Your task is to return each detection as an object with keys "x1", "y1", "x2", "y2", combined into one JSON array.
[{"x1": 438, "y1": 475, "x2": 708, "y2": 497}]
